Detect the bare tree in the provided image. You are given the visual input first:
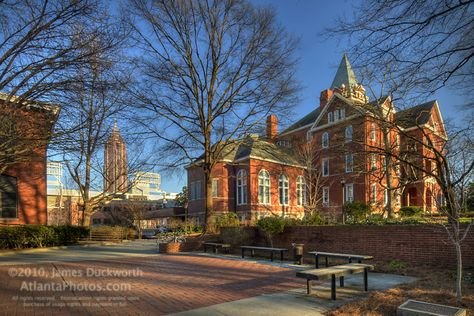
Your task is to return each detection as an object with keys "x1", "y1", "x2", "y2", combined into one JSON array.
[
  {"x1": 330, "y1": 0, "x2": 474, "y2": 103},
  {"x1": 359, "y1": 82, "x2": 473, "y2": 299},
  {"x1": 0, "y1": 0, "x2": 110, "y2": 172},
  {"x1": 297, "y1": 138, "x2": 323, "y2": 217},
  {"x1": 128, "y1": 0, "x2": 299, "y2": 231},
  {"x1": 114, "y1": 200, "x2": 149, "y2": 238},
  {"x1": 52, "y1": 21, "x2": 149, "y2": 226}
]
